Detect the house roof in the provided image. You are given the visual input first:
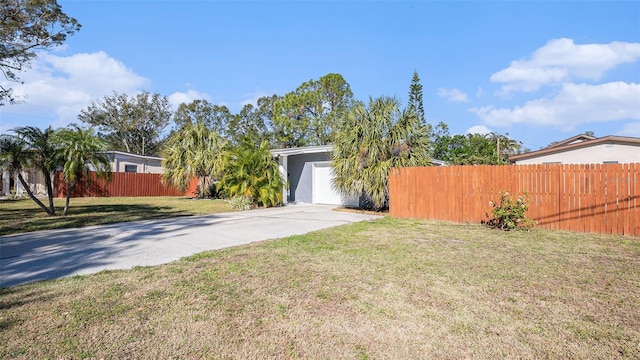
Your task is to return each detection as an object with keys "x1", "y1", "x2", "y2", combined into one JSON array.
[
  {"x1": 544, "y1": 134, "x2": 596, "y2": 149},
  {"x1": 270, "y1": 144, "x2": 449, "y2": 165},
  {"x1": 509, "y1": 135, "x2": 640, "y2": 162},
  {"x1": 270, "y1": 145, "x2": 334, "y2": 157},
  {"x1": 104, "y1": 150, "x2": 164, "y2": 161}
]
